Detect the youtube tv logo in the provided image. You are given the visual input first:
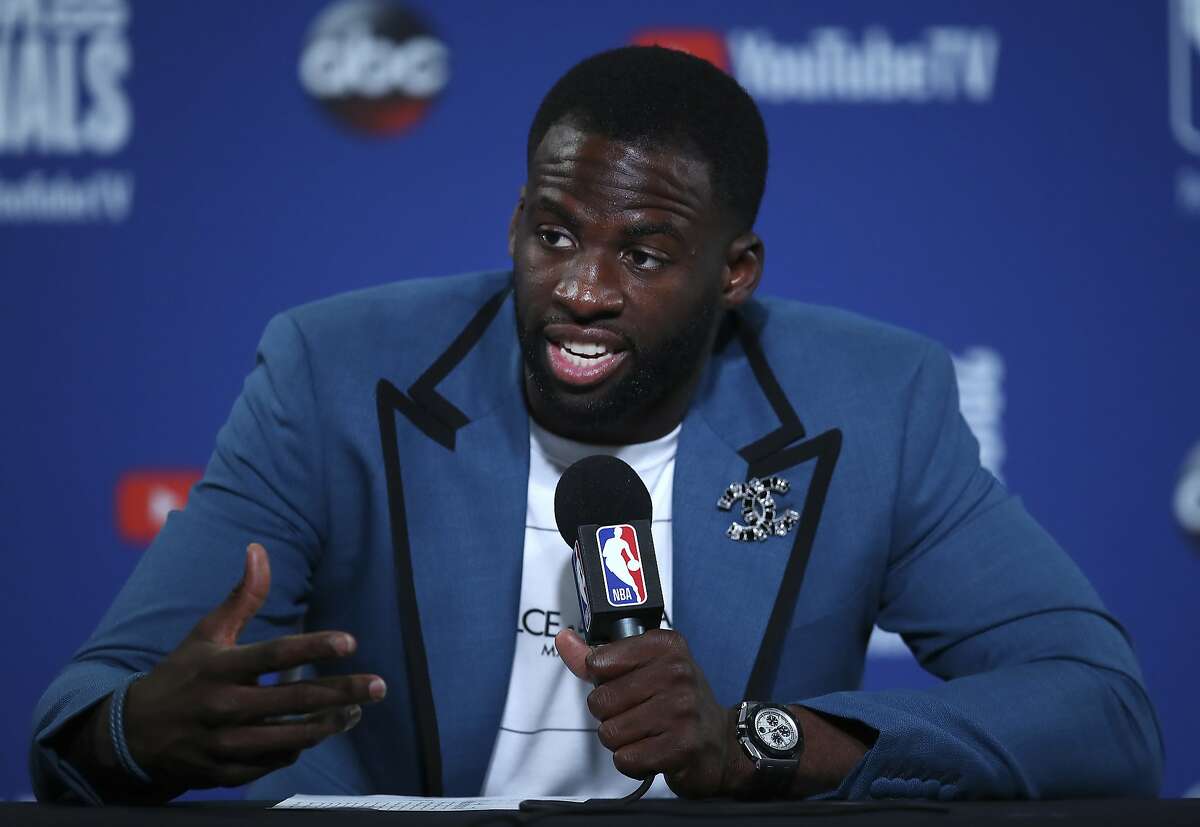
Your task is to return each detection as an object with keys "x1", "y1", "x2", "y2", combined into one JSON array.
[
  {"x1": 115, "y1": 469, "x2": 203, "y2": 545},
  {"x1": 632, "y1": 25, "x2": 1001, "y2": 105},
  {"x1": 630, "y1": 29, "x2": 730, "y2": 72}
]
